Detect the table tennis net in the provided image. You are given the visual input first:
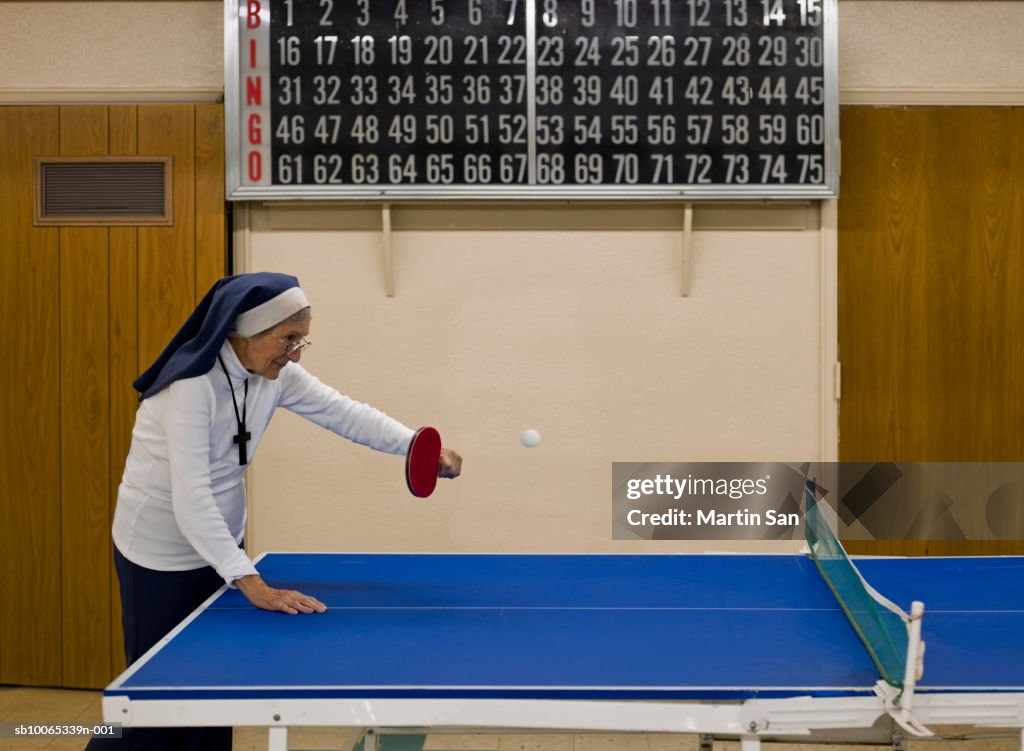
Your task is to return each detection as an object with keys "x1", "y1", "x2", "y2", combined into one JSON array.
[{"x1": 804, "y1": 482, "x2": 910, "y2": 687}]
